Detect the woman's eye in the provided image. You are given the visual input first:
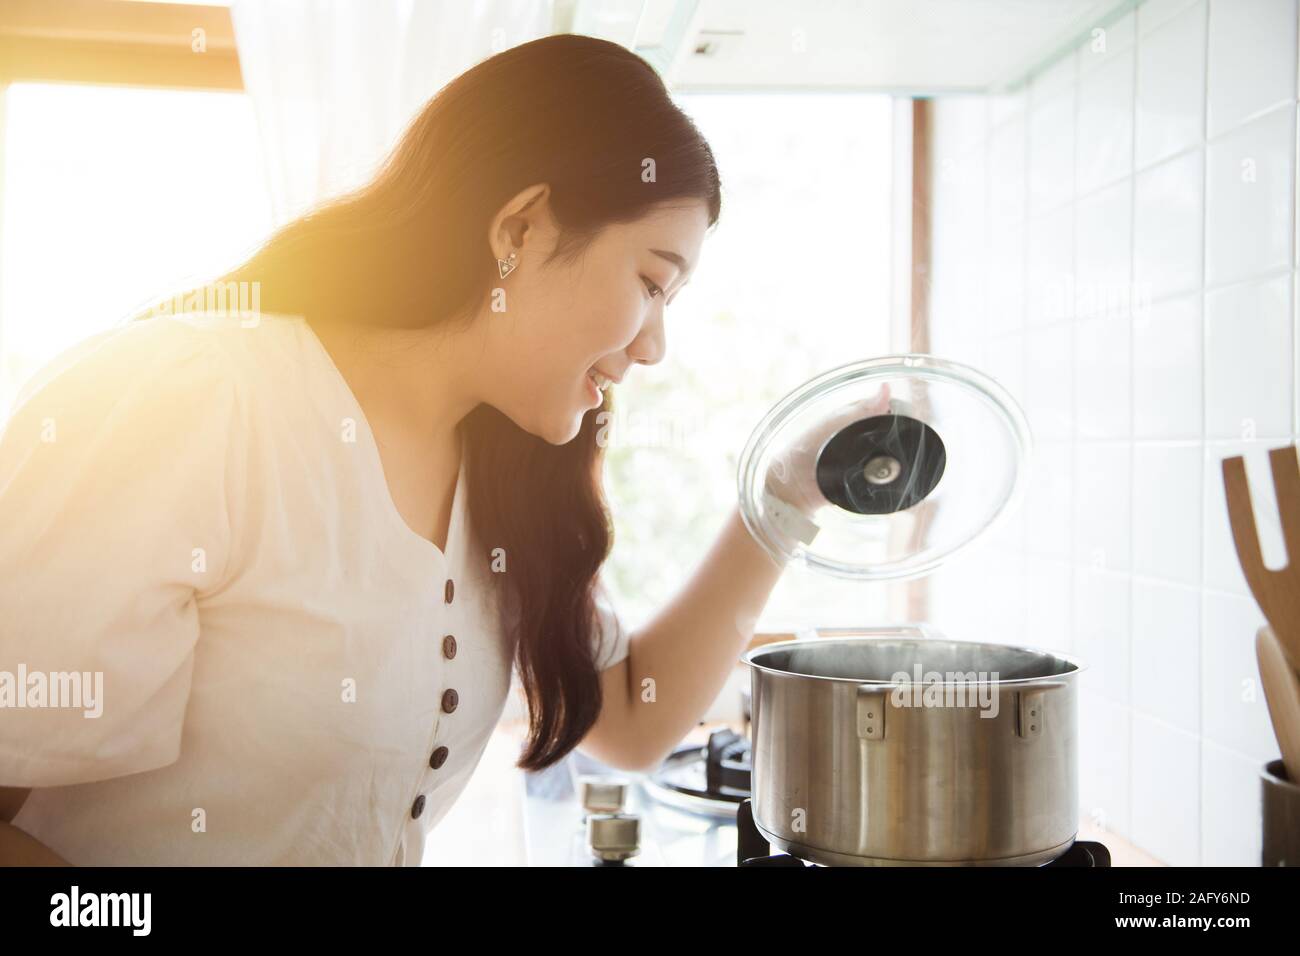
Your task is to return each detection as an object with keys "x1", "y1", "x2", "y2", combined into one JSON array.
[{"x1": 642, "y1": 277, "x2": 664, "y2": 299}]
